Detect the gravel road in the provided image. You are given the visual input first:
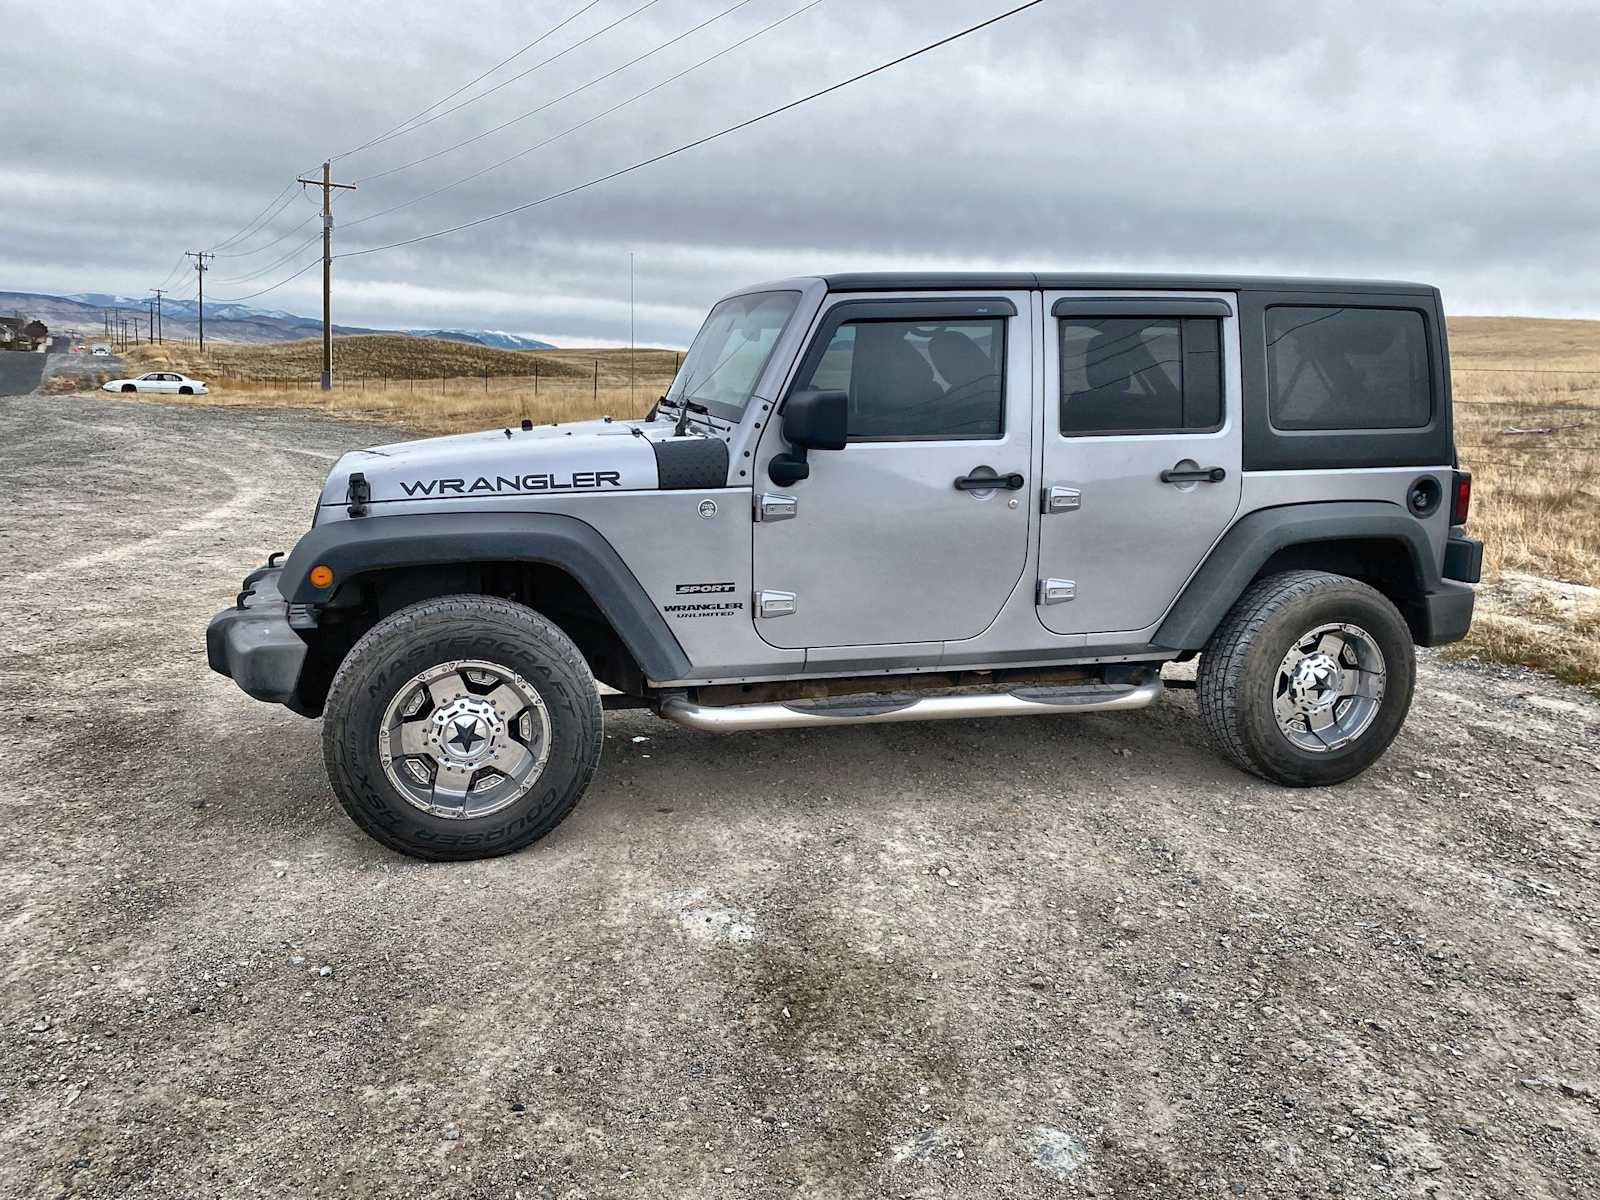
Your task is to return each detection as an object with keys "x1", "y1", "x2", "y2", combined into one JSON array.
[{"x1": 2, "y1": 390, "x2": 1597, "y2": 1199}]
